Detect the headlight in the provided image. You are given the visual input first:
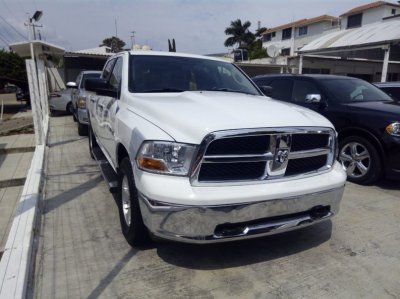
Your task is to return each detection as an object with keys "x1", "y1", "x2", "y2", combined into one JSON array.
[
  {"x1": 136, "y1": 141, "x2": 197, "y2": 176},
  {"x1": 386, "y1": 122, "x2": 400, "y2": 136},
  {"x1": 77, "y1": 96, "x2": 86, "y2": 108}
]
